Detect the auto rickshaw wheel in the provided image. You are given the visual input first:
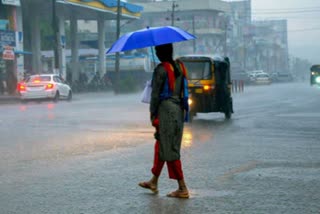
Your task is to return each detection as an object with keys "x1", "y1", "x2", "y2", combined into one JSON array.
[
  {"x1": 189, "y1": 111, "x2": 196, "y2": 123},
  {"x1": 224, "y1": 104, "x2": 232, "y2": 119},
  {"x1": 225, "y1": 111, "x2": 231, "y2": 119},
  {"x1": 224, "y1": 97, "x2": 233, "y2": 119}
]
